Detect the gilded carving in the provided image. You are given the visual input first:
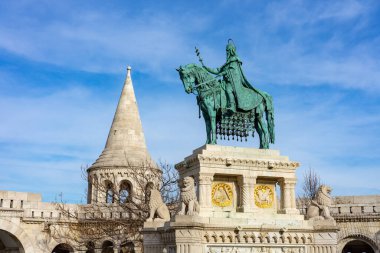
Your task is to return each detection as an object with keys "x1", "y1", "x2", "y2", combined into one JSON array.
[
  {"x1": 254, "y1": 185, "x2": 274, "y2": 208},
  {"x1": 211, "y1": 182, "x2": 233, "y2": 207}
]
